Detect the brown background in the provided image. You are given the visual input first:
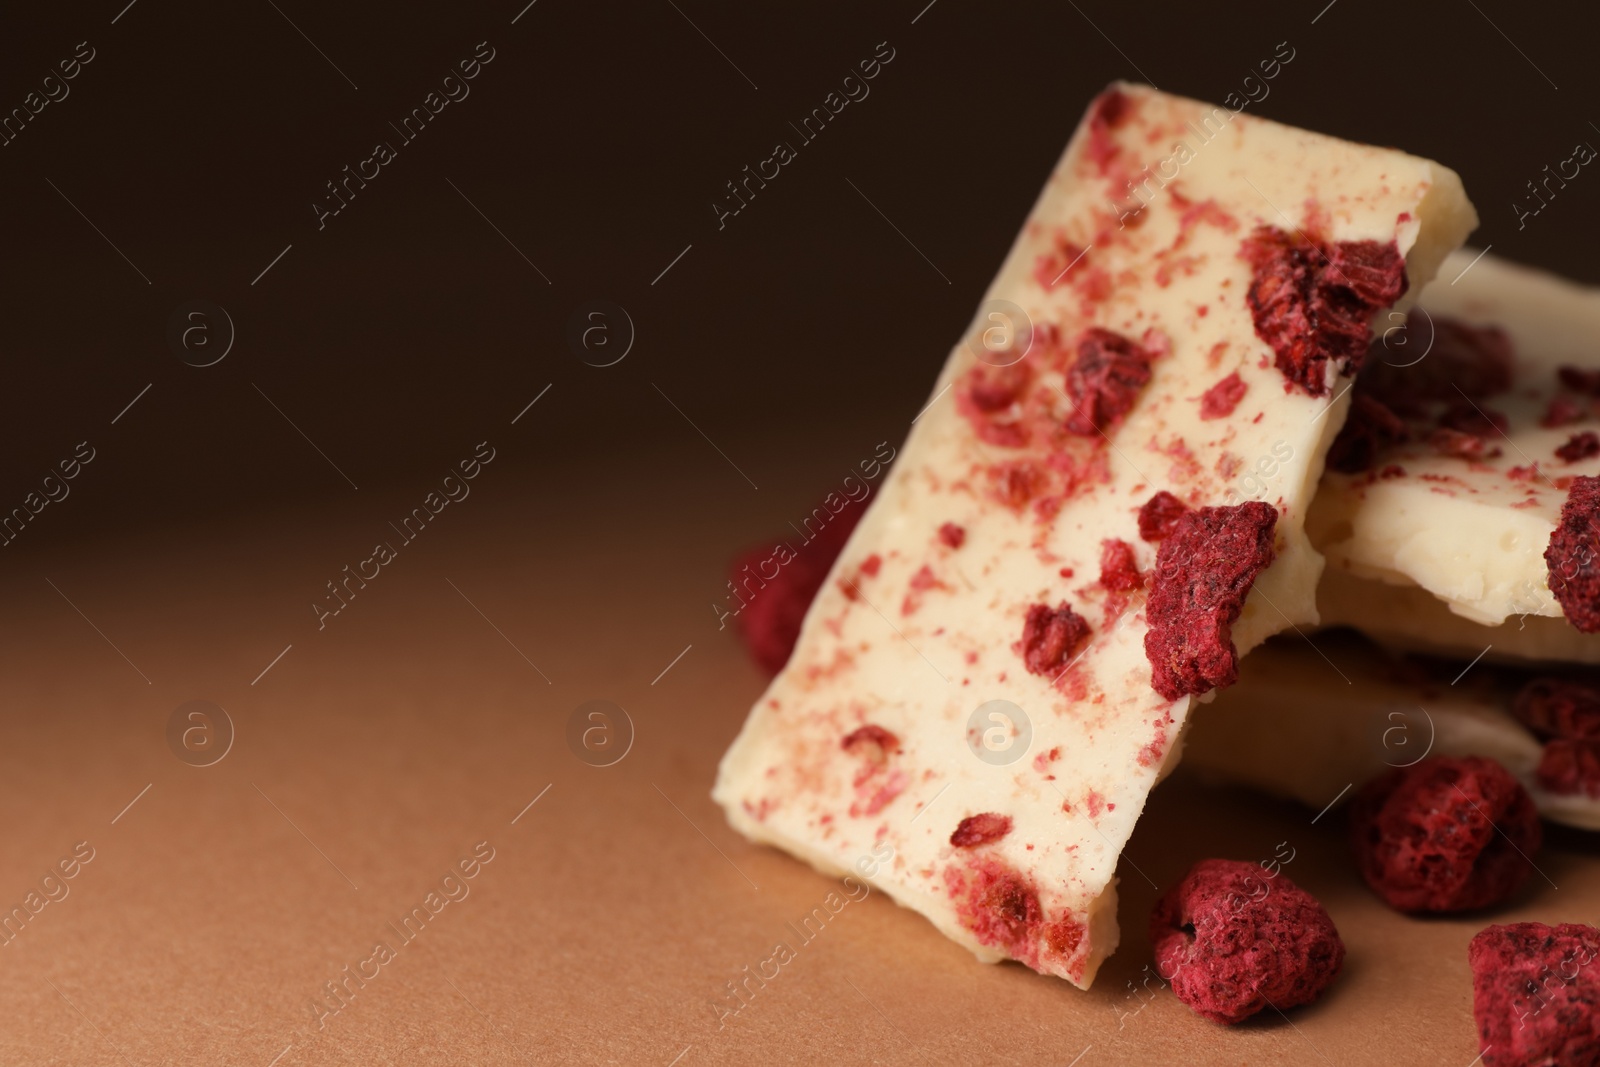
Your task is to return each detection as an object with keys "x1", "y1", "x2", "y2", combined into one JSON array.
[{"x1": 1, "y1": 0, "x2": 1598, "y2": 1063}]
